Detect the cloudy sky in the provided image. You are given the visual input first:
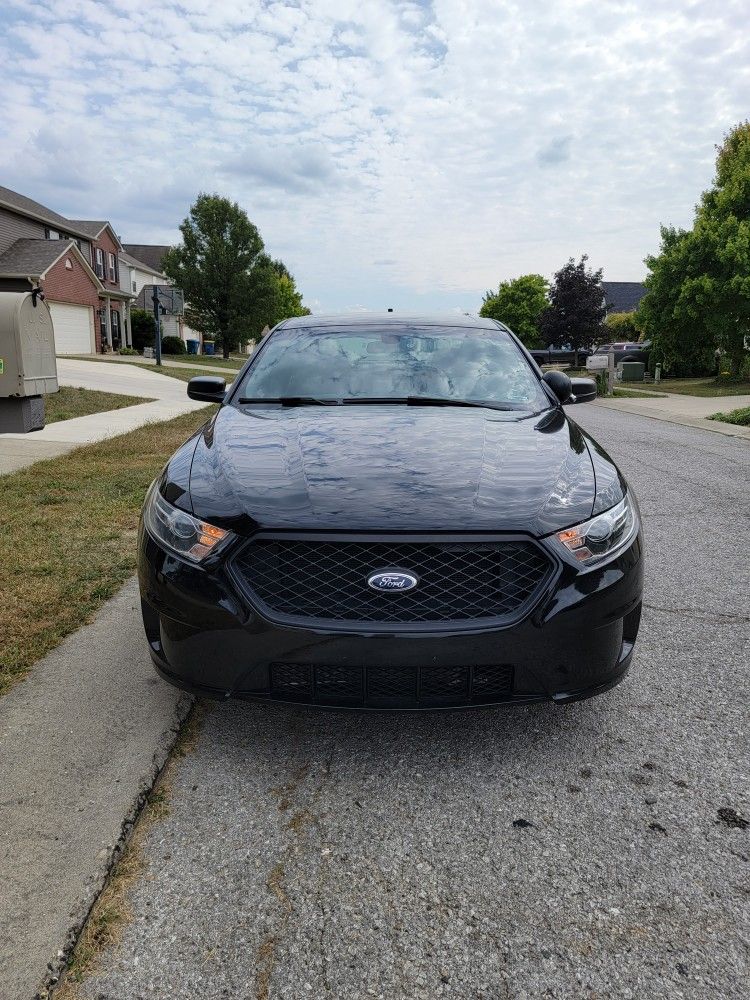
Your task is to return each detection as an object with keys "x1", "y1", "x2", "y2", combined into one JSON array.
[{"x1": 0, "y1": 0, "x2": 746, "y2": 312}]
